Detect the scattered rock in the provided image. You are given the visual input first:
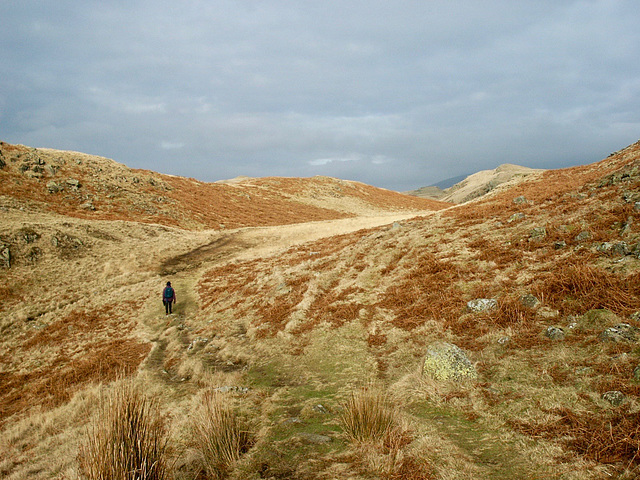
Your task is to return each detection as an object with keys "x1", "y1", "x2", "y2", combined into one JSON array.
[
  {"x1": 497, "y1": 336, "x2": 511, "y2": 345},
  {"x1": 21, "y1": 229, "x2": 40, "y2": 244},
  {"x1": 66, "y1": 178, "x2": 81, "y2": 190},
  {"x1": 599, "y1": 323, "x2": 640, "y2": 343},
  {"x1": 597, "y1": 242, "x2": 629, "y2": 256},
  {"x1": 544, "y1": 326, "x2": 566, "y2": 341},
  {"x1": 635, "y1": 202, "x2": 640, "y2": 212},
  {"x1": 602, "y1": 391, "x2": 626, "y2": 407},
  {"x1": 80, "y1": 200, "x2": 95, "y2": 211},
  {"x1": 0, "y1": 245, "x2": 11, "y2": 268},
  {"x1": 554, "y1": 240, "x2": 567, "y2": 250},
  {"x1": 312, "y1": 404, "x2": 329, "y2": 414},
  {"x1": 507, "y1": 212, "x2": 525, "y2": 223},
  {"x1": 214, "y1": 386, "x2": 249, "y2": 394},
  {"x1": 467, "y1": 298, "x2": 498, "y2": 313},
  {"x1": 574, "y1": 231, "x2": 592, "y2": 243},
  {"x1": 633, "y1": 365, "x2": 640, "y2": 382},
  {"x1": 529, "y1": 227, "x2": 547, "y2": 240},
  {"x1": 520, "y1": 294, "x2": 540, "y2": 309},
  {"x1": 537, "y1": 307, "x2": 560, "y2": 319},
  {"x1": 282, "y1": 417, "x2": 302, "y2": 425},
  {"x1": 513, "y1": 196, "x2": 529, "y2": 205},
  {"x1": 422, "y1": 341, "x2": 477, "y2": 381},
  {"x1": 47, "y1": 181, "x2": 63, "y2": 193}
]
